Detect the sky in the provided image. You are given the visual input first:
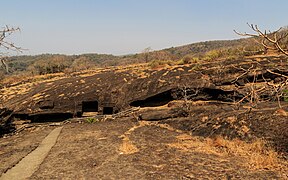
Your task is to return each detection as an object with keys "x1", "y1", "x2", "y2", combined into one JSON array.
[{"x1": 1, "y1": 0, "x2": 288, "y2": 56}]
